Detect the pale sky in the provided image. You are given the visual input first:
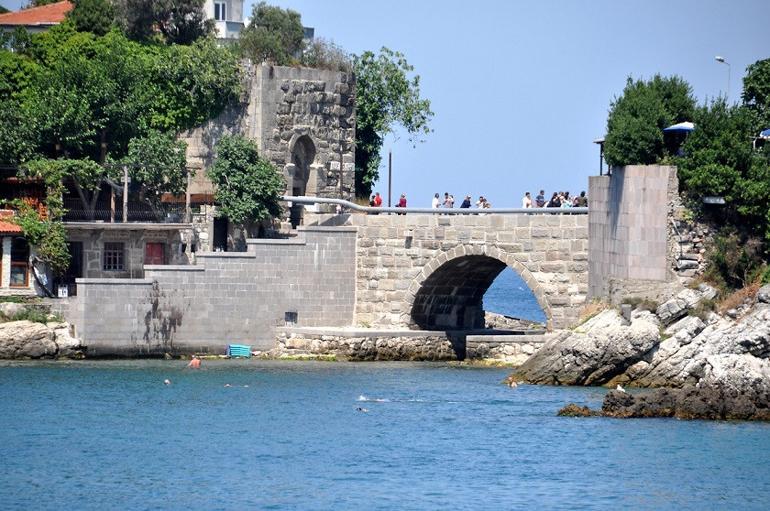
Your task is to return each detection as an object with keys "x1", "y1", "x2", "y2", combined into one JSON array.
[{"x1": 4, "y1": 0, "x2": 768, "y2": 206}]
